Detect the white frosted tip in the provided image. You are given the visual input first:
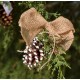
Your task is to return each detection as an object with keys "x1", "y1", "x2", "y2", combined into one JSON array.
[
  {"x1": 29, "y1": 49, "x2": 32, "y2": 52},
  {"x1": 34, "y1": 63, "x2": 36, "y2": 66},
  {"x1": 36, "y1": 46, "x2": 39, "y2": 49},
  {"x1": 23, "y1": 55, "x2": 26, "y2": 57},
  {"x1": 35, "y1": 59, "x2": 39, "y2": 63},
  {"x1": 29, "y1": 58, "x2": 32, "y2": 61},
  {"x1": 28, "y1": 65, "x2": 31, "y2": 70},
  {"x1": 34, "y1": 52, "x2": 37, "y2": 55},
  {"x1": 33, "y1": 43, "x2": 35, "y2": 46},
  {"x1": 28, "y1": 54, "x2": 32, "y2": 57},
  {"x1": 35, "y1": 56, "x2": 38, "y2": 59},
  {"x1": 24, "y1": 50, "x2": 28, "y2": 53},
  {"x1": 33, "y1": 38, "x2": 36, "y2": 41},
  {"x1": 40, "y1": 53, "x2": 44, "y2": 56},
  {"x1": 33, "y1": 40, "x2": 37, "y2": 43},
  {"x1": 22, "y1": 58, "x2": 25, "y2": 60},
  {"x1": 28, "y1": 62, "x2": 31, "y2": 65},
  {"x1": 25, "y1": 56, "x2": 28, "y2": 59},
  {"x1": 26, "y1": 46, "x2": 28, "y2": 49},
  {"x1": 40, "y1": 57, "x2": 43, "y2": 60},
  {"x1": 23, "y1": 60, "x2": 26, "y2": 64},
  {"x1": 39, "y1": 50, "x2": 43, "y2": 53}
]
